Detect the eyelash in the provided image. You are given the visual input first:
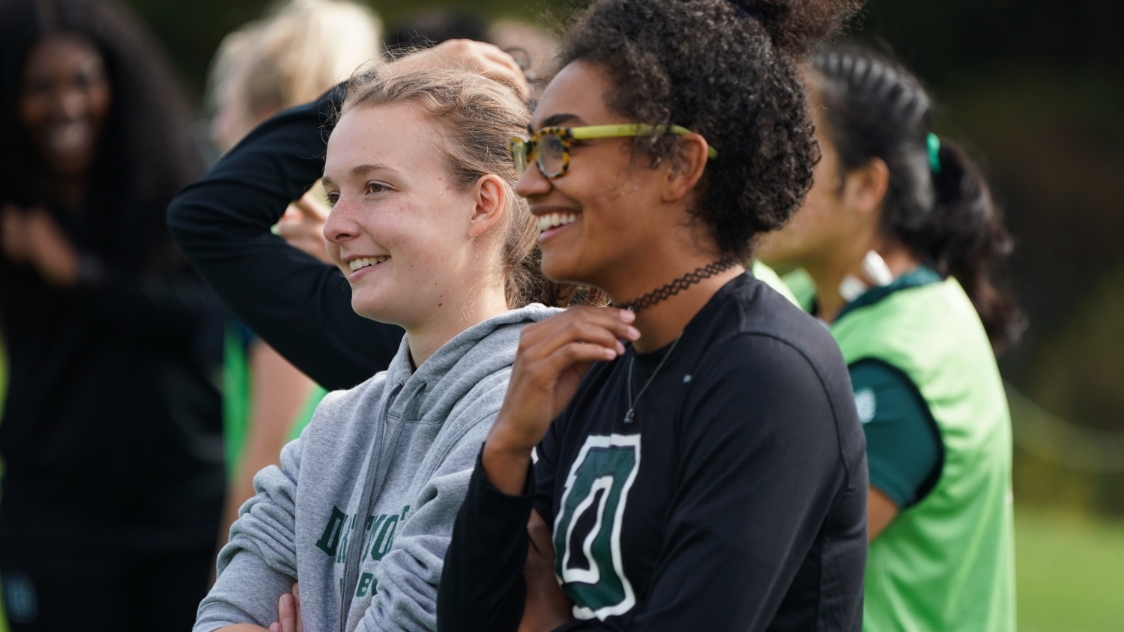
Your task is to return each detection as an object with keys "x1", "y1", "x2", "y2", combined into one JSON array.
[{"x1": 324, "y1": 182, "x2": 387, "y2": 207}]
